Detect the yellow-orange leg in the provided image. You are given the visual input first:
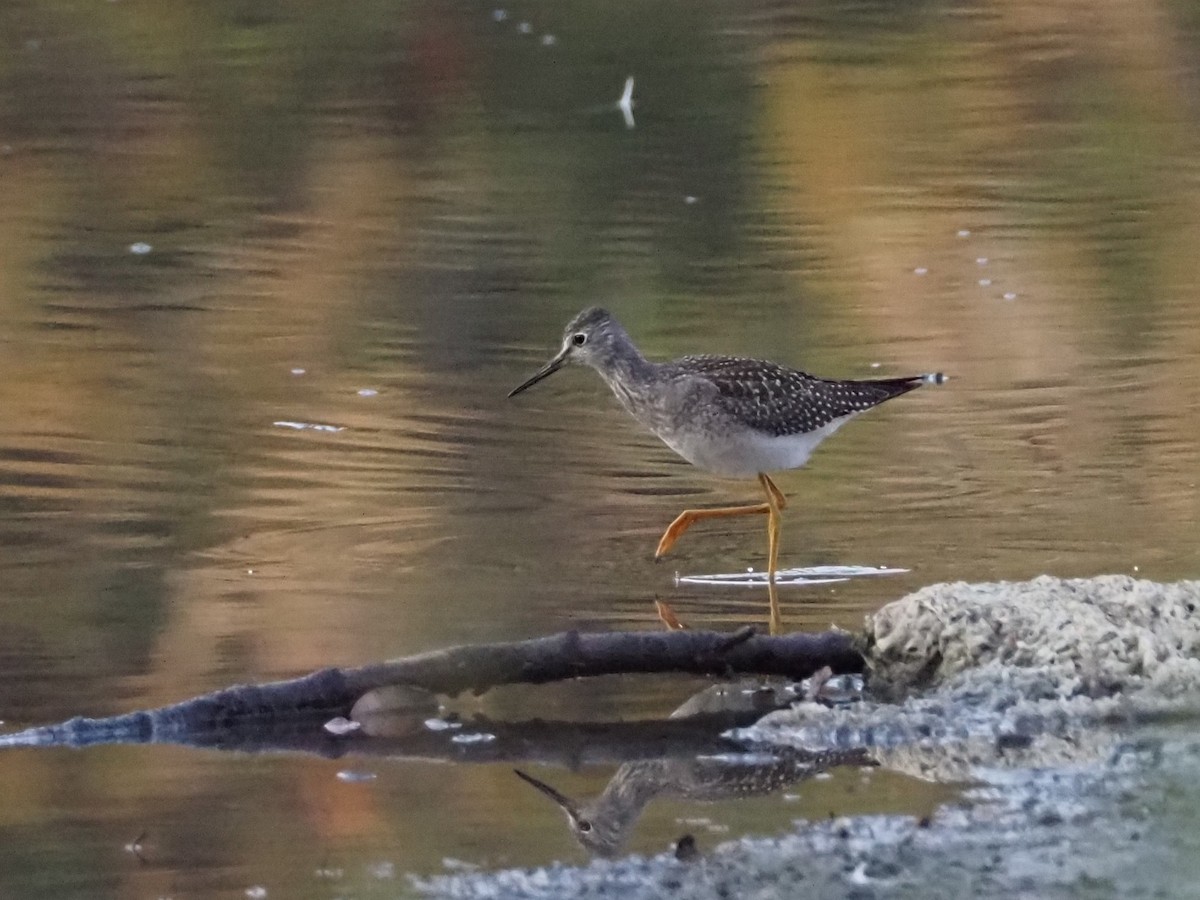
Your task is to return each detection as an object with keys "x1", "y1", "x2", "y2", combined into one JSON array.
[
  {"x1": 655, "y1": 502, "x2": 771, "y2": 559},
  {"x1": 760, "y1": 473, "x2": 785, "y2": 635},
  {"x1": 653, "y1": 473, "x2": 789, "y2": 635}
]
